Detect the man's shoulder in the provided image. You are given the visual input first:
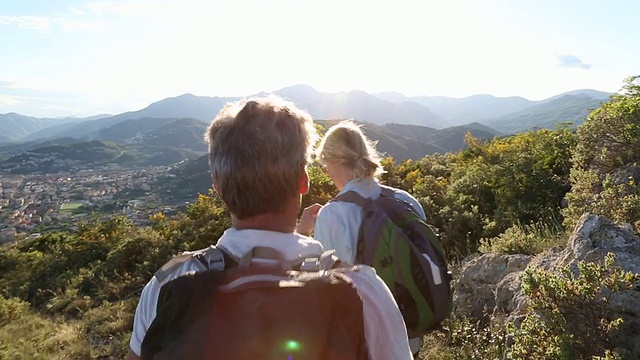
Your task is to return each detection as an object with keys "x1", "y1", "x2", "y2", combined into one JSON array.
[
  {"x1": 154, "y1": 246, "x2": 225, "y2": 284},
  {"x1": 340, "y1": 264, "x2": 385, "y2": 287}
]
